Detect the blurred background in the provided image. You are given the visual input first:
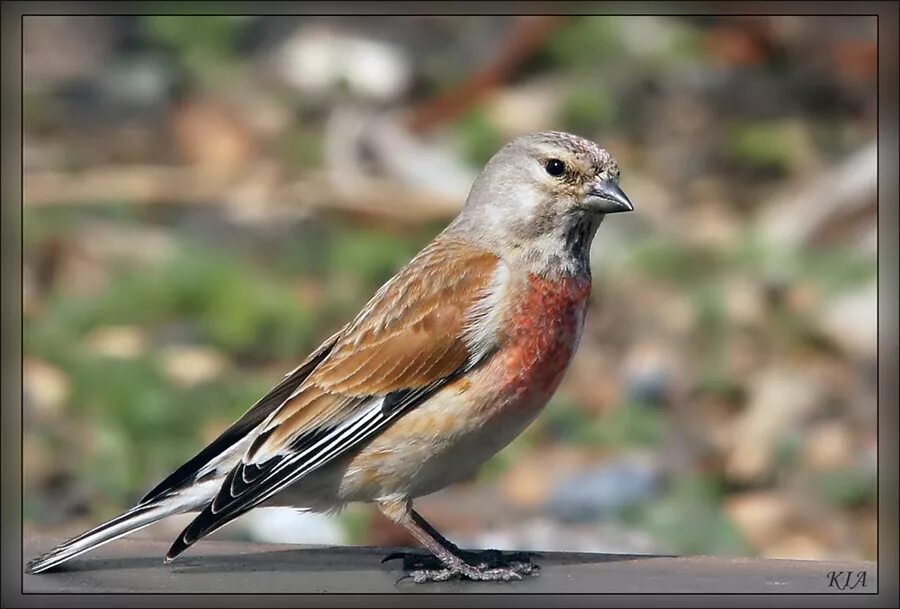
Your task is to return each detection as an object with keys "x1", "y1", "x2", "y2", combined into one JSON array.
[{"x1": 22, "y1": 15, "x2": 877, "y2": 562}]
